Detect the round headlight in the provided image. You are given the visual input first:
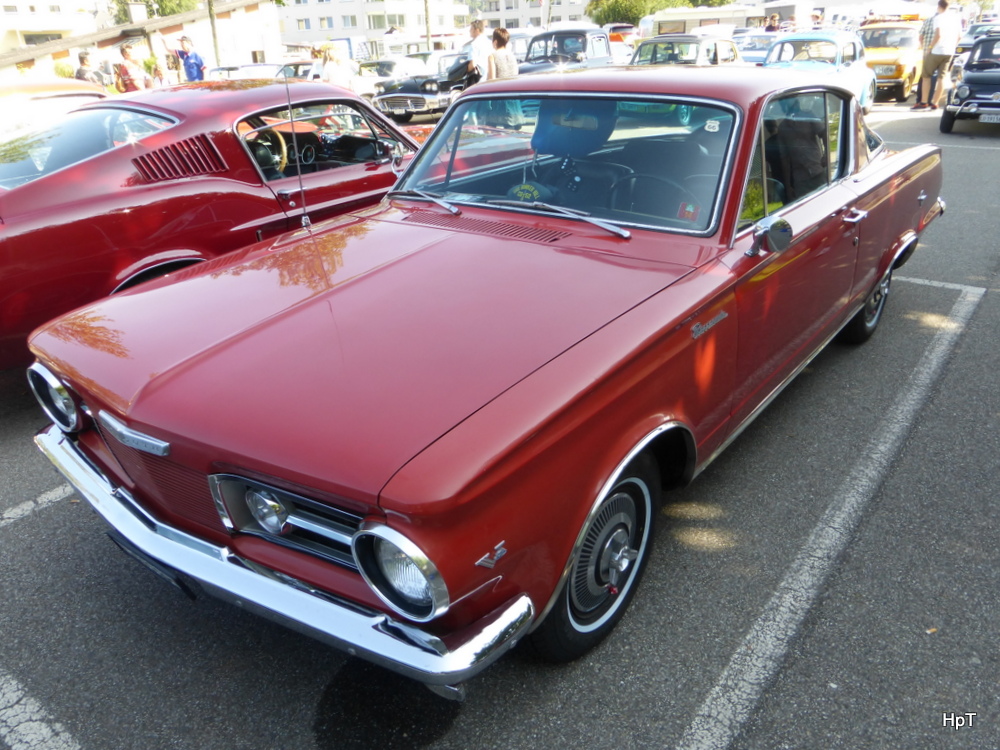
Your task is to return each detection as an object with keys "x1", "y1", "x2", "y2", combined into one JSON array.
[
  {"x1": 27, "y1": 363, "x2": 84, "y2": 432},
  {"x1": 375, "y1": 538, "x2": 432, "y2": 606},
  {"x1": 421, "y1": 80, "x2": 439, "y2": 93},
  {"x1": 245, "y1": 488, "x2": 289, "y2": 535},
  {"x1": 374, "y1": 82, "x2": 385, "y2": 94},
  {"x1": 957, "y1": 84, "x2": 970, "y2": 99},
  {"x1": 353, "y1": 525, "x2": 449, "y2": 621}
]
